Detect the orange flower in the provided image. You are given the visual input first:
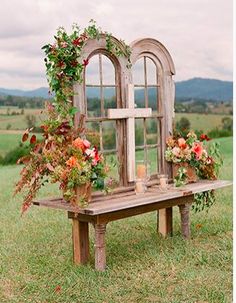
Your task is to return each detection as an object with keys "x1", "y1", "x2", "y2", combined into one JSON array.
[
  {"x1": 66, "y1": 156, "x2": 78, "y2": 167},
  {"x1": 72, "y1": 137, "x2": 91, "y2": 151},
  {"x1": 178, "y1": 138, "x2": 187, "y2": 149},
  {"x1": 72, "y1": 137, "x2": 84, "y2": 150}
]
